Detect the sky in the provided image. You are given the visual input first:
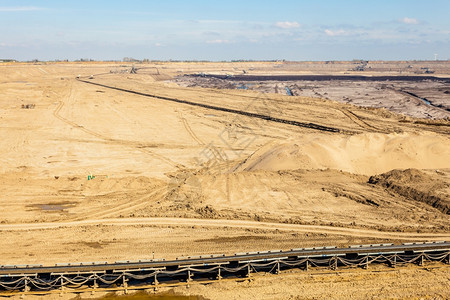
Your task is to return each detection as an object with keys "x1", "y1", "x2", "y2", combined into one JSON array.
[{"x1": 0, "y1": 0, "x2": 449, "y2": 61}]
